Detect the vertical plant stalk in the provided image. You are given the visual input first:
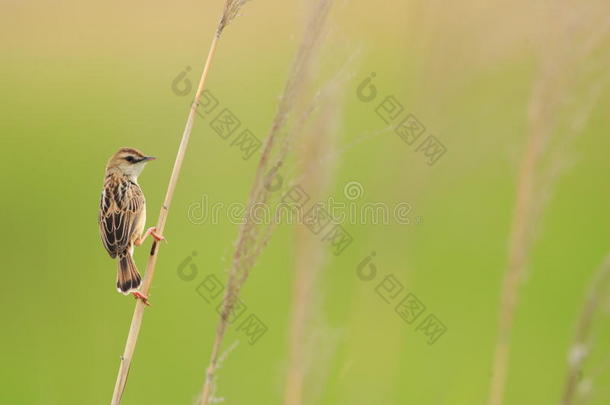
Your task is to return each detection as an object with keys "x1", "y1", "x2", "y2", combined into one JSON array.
[
  {"x1": 486, "y1": 122, "x2": 542, "y2": 405},
  {"x1": 560, "y1": 255, "x2": 610, "y2": 405},
  {"x1": 283, "y1": 111, "x2": 333, "y2": 405},
  {"x1": 109, "y1": 0, "x2": 250, "y2": 401},
  {"x1": 282, "y1": 62, "x2": 351, "y2": 405},
  {"x1": 486, "y1": 5, "x2": 610, "y2": 402},
  {"x1": 487, "y1": 53, "x2": 567, "y2": 404}
]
